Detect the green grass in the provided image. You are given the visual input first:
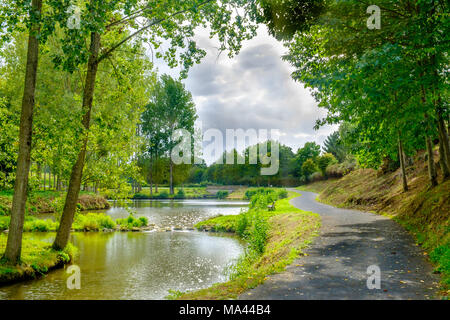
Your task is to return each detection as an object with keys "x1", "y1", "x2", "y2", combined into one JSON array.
[
  {"x1": 227, "y1": 187, "x2": 248, "y2": 200},
  {"x1": 177, "y1": 191, "x2": 321, "y2": 299},
  {"x1": 0, "y1": 212, "x2": 149, "y2": 233},
  {"x1": 0, "y1": 234, "x2": 77, "y2": 284}
]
